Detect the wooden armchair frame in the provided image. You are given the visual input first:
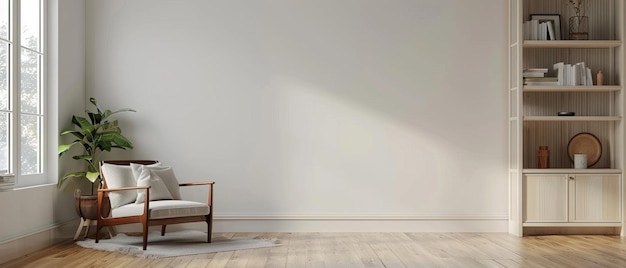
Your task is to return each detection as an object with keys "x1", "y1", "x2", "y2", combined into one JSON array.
[{"x1": 95, "y1": 160, "x2": 214, "y2": 250}]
